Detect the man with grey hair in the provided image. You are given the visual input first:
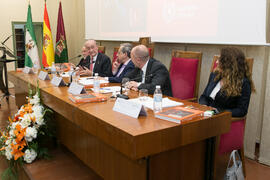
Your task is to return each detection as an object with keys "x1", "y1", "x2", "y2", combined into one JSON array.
[
  {"x1": 107, "y1": 43, "x2": 134, "y2": 83},
  {"x1": 125, "y1": 45, "x2": 172, "y2": 96},
  {"x1": 77, "y1": 39, "x2": 112, "y2": 77}
]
